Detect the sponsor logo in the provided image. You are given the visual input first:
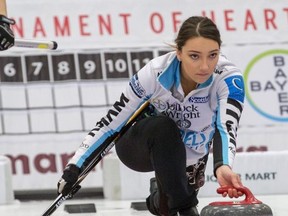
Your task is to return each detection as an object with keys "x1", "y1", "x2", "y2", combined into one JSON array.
[
  {"x1": 176, "y1": 119, "x2": 191, "y2": 128},
  {"x1": 168, "y1": 103, "x2": 199, "y2": 112},
  {"x1": 101, "y1": 141, "x2": 115, "y2": 157},
  {"x1": 89, "y1": 93, "x2": 129, "y2": 136},
  {"x1": 244, "y1": 172, "x2": 277, "y2": 181},
  {"x1": 244, "y1": 49, "x2": 288, "y2": 122},
  {"x1": 166, "y1": 103, "x2": 200, "y2": 120},
  {"x1": 182, "y1": 130, "x2": 206, "y2": 149},
  {"x1": 129, "y1": 74, "x2": 146, "y2": 98},
  {"x1": 56, "y1": 196, "x2": 67, "y2": 208},
  {"x1": 151, "y1": 100, "x2": 200, "y2": 121},
  {"x1": 201, "y1": 125, "x2": 210, "y2": 132},
  {"x1": 188, "y1": 96, "x2": 209, "y2": 103},
  {"x1": 151, "y1": 99, "x2": 167, "y2": 111},
  {"x1": 80, "y1": 143, "x2": 89, "y2": 149},
  {"x1": 152, "y1": 100, "x2": 200, "y2": 120},
  {"x1": 214, "y1": 68, "x2": 223, "y2": 74},
  {"x1": 225, "y1": 75, "x2": 245, "y2": 103},
  {"x1": 232, "y1": 77, "x2": 243, "y2": 91}
]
